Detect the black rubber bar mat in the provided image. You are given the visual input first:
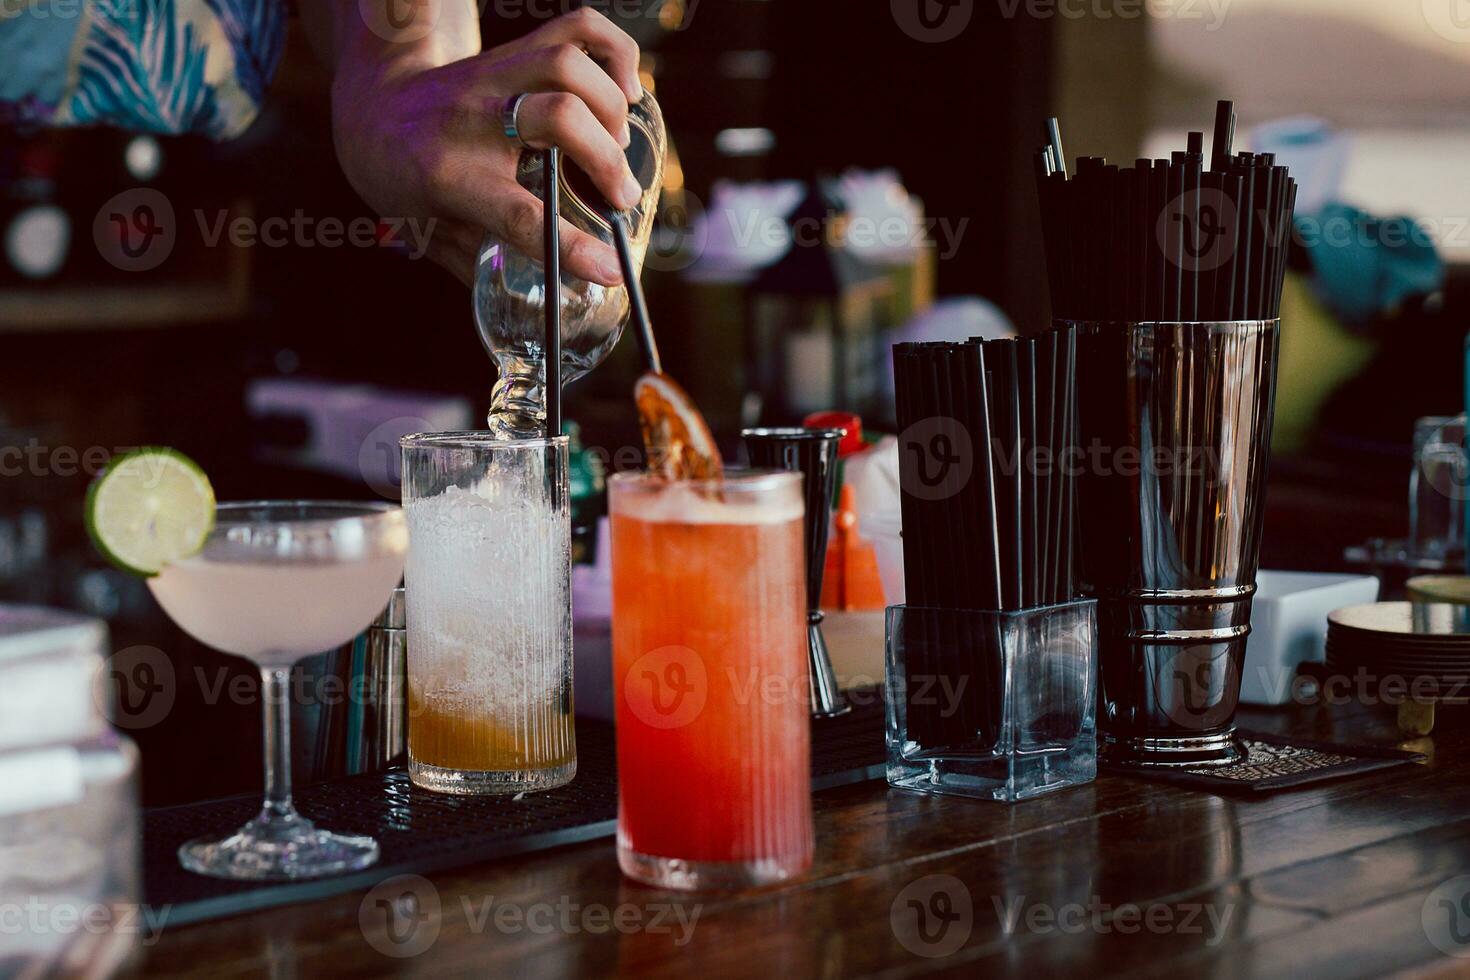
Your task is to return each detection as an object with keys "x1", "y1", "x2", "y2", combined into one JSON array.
[
  {"x1": 142, "y1": 691, "x2": 886, "y2": 926},
  {"x1": 1104, "y1": 729, "x2": 1425, "y2": 794}
]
